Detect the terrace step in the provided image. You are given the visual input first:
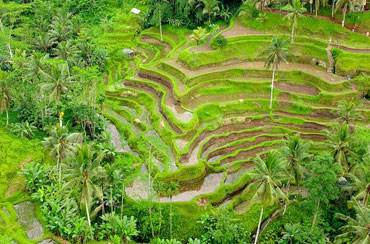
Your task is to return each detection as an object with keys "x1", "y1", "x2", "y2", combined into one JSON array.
[{"x1": 327, "y1": 45, "x2": 334, "y2": 74}]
